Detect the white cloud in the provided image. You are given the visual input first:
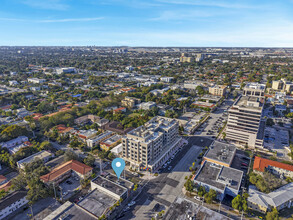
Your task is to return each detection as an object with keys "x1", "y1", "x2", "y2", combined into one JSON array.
[
  {"x1": 0, "y1": 17, "x2": 104, "y2": 23},
  {"x1": 39, "y1": 17, "x2": 104, "y2": 23},
  {"x1": 150, "y1": 9, "x2": 222, "y2": 21},
  {"x1": 21, "y1": 0, "x2": 69, "y2": 10},
  {"x1": 155, "y1": 0, "x2": 265, "y2": 9}
]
